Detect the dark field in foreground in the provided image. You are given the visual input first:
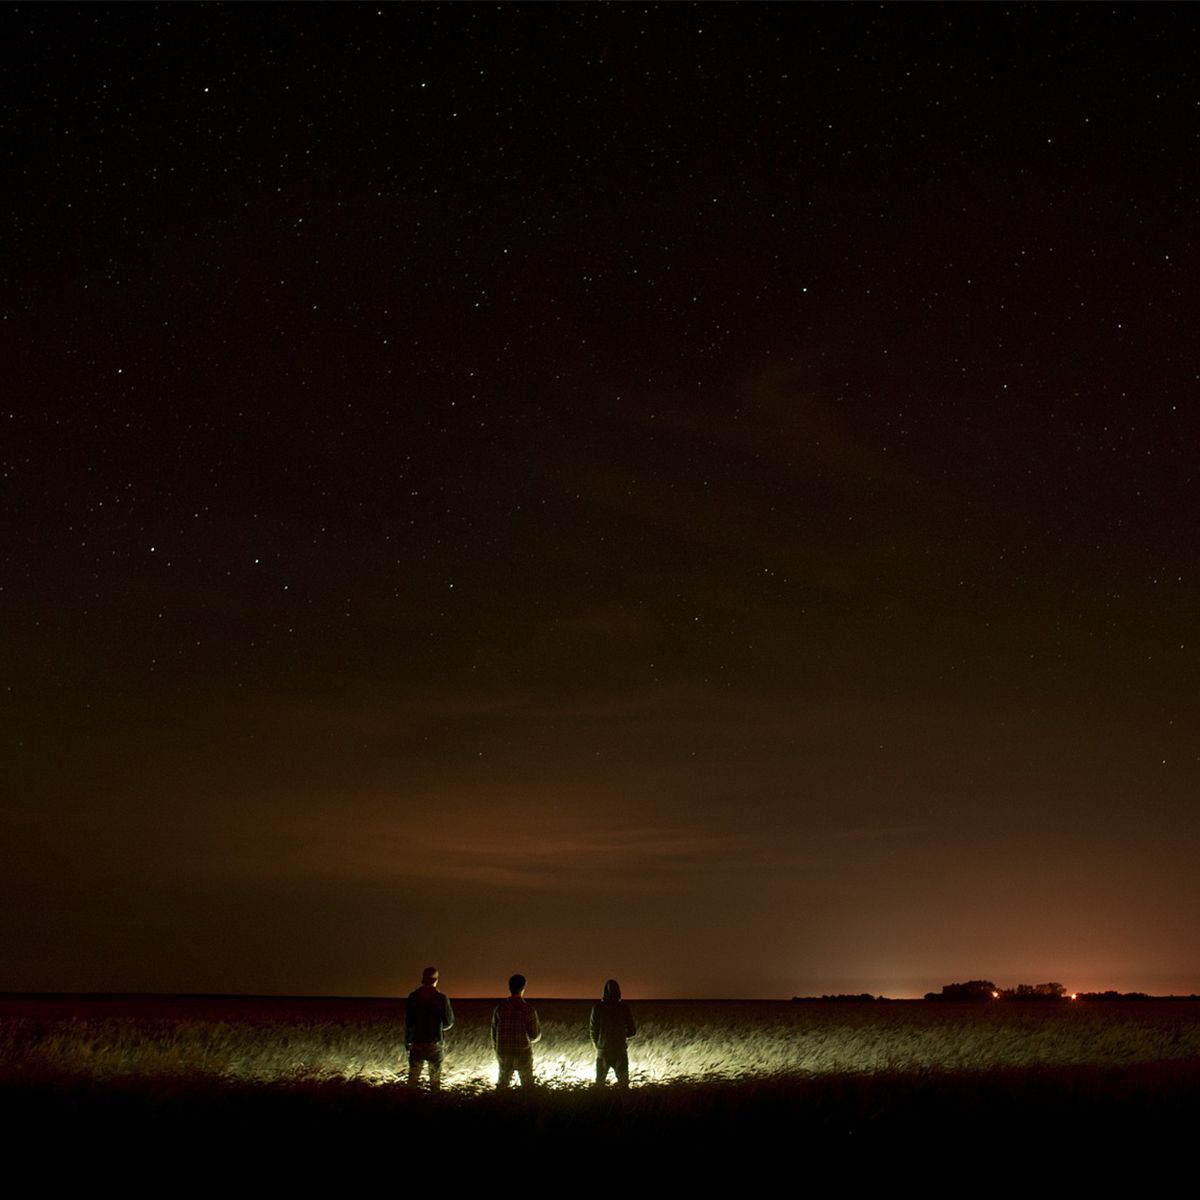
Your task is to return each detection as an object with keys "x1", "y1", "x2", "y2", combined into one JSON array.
[{"x1": 5, "y1": 996, "x2": 1198, "y2": 1178}]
